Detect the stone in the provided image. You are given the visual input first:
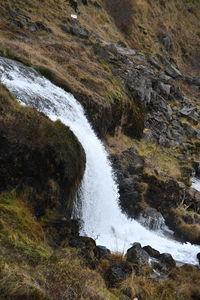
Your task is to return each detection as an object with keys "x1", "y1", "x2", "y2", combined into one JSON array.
[
  {"x1": 93, "y1": 44, "x2": 110, "y2": 59},
  {"x1": 71, "y1": 25, "x2": 90, "y2": 39},
  {"x1": 60, "y1": 23, "x2": 89, "y2": 39},
  {"x1": 167, "y1": 104, "x2": 173, "y2": 118},
  {"x1": 165, "y1": 64, "x2": 182, "y2": 79},
  {"x1": 158, "y1": 253, "x2": 176, "y2": 270},
  {"x1": 147, "y1": 55, "x2": 161, "y2": 70},
  {"x1": 106, "y1": 44, "x2": 136, "y2": 57},
  {"x1": 105, "y1": 261, "x2": 132, "y2": 287},
  {"x1": 95, "y1": 245, "x2": 111, "y2": 258},
  {"x1": 143, "y1": 128, "x2": 155, "y2": 143},
  {"x1": 182, "y1": 123, "x2": 197, "y2": 137},
  {"x1": 157, "y1": 54, "x2": 170, "y2": 66},
  {"x1": 179, "y1": 106, "x2": 196, "y2": 116},
  {"x1": 30, "y1": 21, "x2": 52, "y2": 32},
  {"x1": 126, "y1": 243, "x2": 149, "y2": 265},
  {"x1": 143, "y1": 245, "x2": 160, "y2": 259},
  {"x1": 162, "y1": 35, "x2": 172, "y2": 51},
  {"x1": 193, "y1": 161, "x2": 200, "y2": 177},
  {"x1": 158, "y1": 71, "x2": 171, "y2": 82},
  {"x1": 159, "y1": 82, "x2": 171, "y2": 97}
]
